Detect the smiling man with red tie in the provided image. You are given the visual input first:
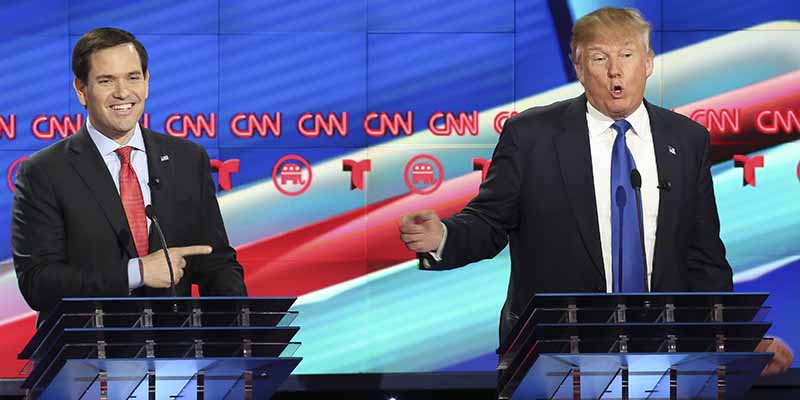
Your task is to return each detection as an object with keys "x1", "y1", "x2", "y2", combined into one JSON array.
[{"x1": 11, "y1": 28, "x2": 246, "y2": 327}]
